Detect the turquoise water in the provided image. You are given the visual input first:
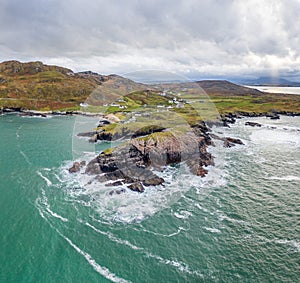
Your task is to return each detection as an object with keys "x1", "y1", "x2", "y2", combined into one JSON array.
[{"x1": 0, "y1": 114, "x2": 299, "y2": 282}]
